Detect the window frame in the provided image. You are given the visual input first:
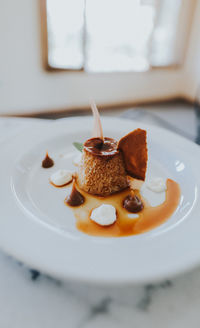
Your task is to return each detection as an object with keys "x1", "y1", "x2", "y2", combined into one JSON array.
[{"x1": 40, "y1": 0, "x2": 196, "y2": 73}]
